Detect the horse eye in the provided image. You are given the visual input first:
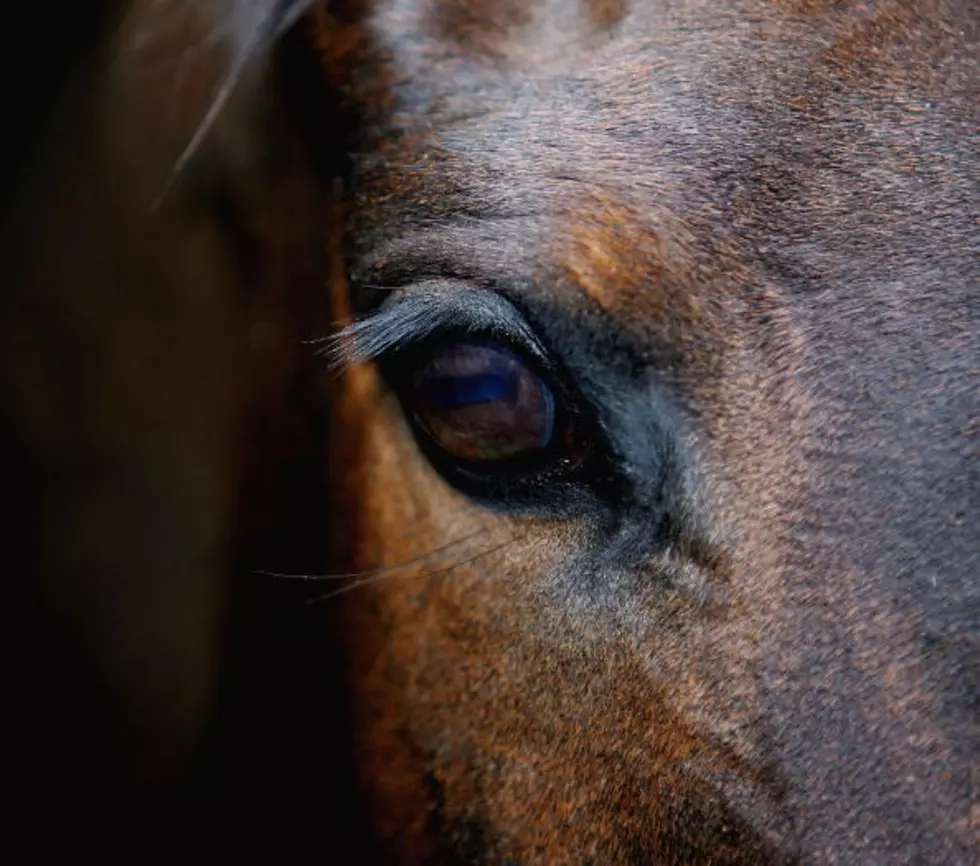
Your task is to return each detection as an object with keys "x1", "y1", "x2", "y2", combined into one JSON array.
[{"x1": 408, "y1": 341, "x2": 556, "y2": 465}]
